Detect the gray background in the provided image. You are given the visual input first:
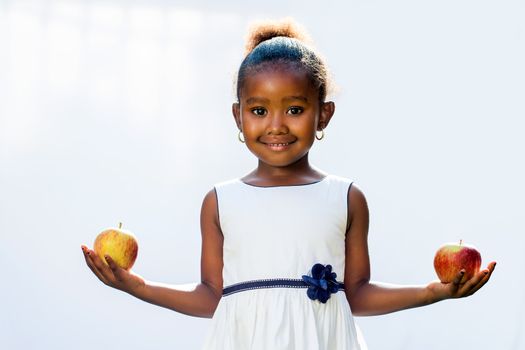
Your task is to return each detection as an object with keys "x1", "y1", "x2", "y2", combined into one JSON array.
[{"x1": 1, "y1": 0, "x2": 523, "y2": 349}]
